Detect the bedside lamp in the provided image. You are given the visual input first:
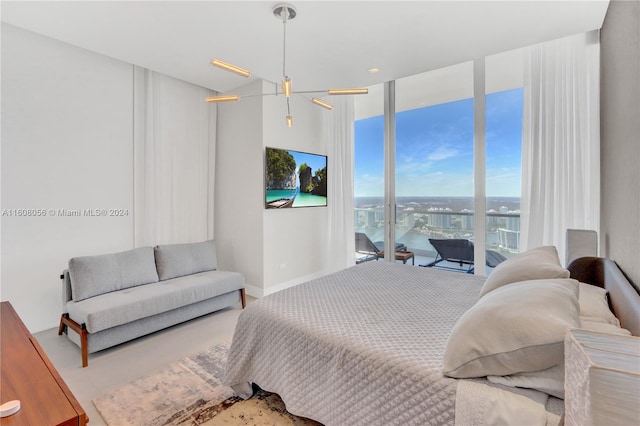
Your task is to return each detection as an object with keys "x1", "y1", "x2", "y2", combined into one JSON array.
[{"x1": 564, "y1": 329, "x2": 640, "y2": 426}]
